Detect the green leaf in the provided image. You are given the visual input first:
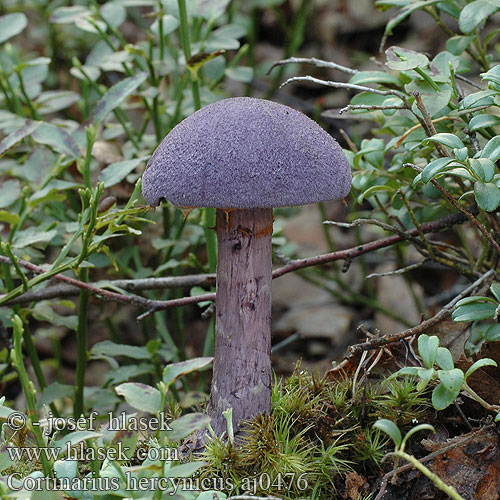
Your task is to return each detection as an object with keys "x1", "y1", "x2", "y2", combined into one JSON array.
[
  {"x1": 164, "y1": 461, "x2": 207, "y2": 478},
  {"x1": 12, "y1": 227, "x2": 57, "y2": 248},
  {"x1": 105, "y1": 363, "x2": 153, "y2": 385},
  {"x1": 421, "y1": 158, "x2": 455, "y2": 183},
  {"x1": 49, "y1": 6, "x2": 90, "y2": 23},
  {"x1": 225, "y1": 66, "x2": 253, "y2": 82},
  {"x1": 446, "y1": 35, "x2": 475, "y2": 55},
  {"x1": 90, "y1": 340, "x2": 152, "y2": 360},
  {"x1": 385, "y1": 46, "x2": 428, "y2": 71},
  {"x1": 210, "y1": 24, "x2": 246, "y2": 41},
  {"x1": 459, "y1": 0, "x2": 499, "y2": 33},
  {"x1": 163, "y1": 357, "x2": 213, "y2": 388},
  {"x1": 460, "y1": 89, "x2": 496, "y2": 109},
  {"x1": 437, "y1": 368, "x2": 464, "y2": 393},
  {"x1": 197, "y1": 492, "x2": 227, "y2": 500},
  {"x1": 354, "y1": 137, "x2": 385, "y2": 168},
  {"x1": 32, "y1": 123, "x2": 80, "y2": 159},
  {"x1": 39, "y1": 382, "x2": 74, "y2": 407},
  {"x1": 481, "y1": 64, "x2": 500, "y2": 87},
  {"x1": 29, "y1": 179, "x2": 80, "y2": 206},
  {"x1": 485, "y1": 324, "x2": 500, "y2": 341},
  {"x1": 206, "y1": 24, "x2": 245, "y2": 51},
  {"x1": 115, "y1": 382, "x2": 162, "y2": 414},
  {"x1": 491, "y1": 283, "x2": 500, "y2": 301},
  {"x1": 53, "y1": 431, "x2": 102, "y2": 457},
  {"x1": 432, "y1": 383, "x2": 459, "y2": 410},
  {"x1": 418, "y1": 334, "x2": 439, "y2": 368},
  {"x1": 373, "y1": 419, "x2": 402, "y2": 447},
  {"x1": 0, "y1": 407, "x2": 15, "y2": 420},
  {"x1": 455, "y1": 296, "x2": 496, "y2": 307},
  {"x1": 357, "y1": 184, "x2": 396, "y2": 203},
  {"x1": 474, "y1": 181, "x2": 500, "y2": 211},
  {"x1": 408, "y1": 81, "x2": 452, "y2": 117},
  {"x1": 165, "y1": 413, "x2": 211, "y2": 441},
  {"x1": 423, "y1": 133, "x2": 465, "y2": 150},
  {"x1": 54, "y1": 460, "x2": 78, "y2": 481},
  {"x1": 0, "y1": 445, "x2": 14, "y2": 473},
  {"x1": 0, "y1": 180, "x2": 21, "y2": 209},
  {"x1": 480, "y1": 136, "x2": 500, "y2": 162},
  {"x1": 31, "y1": 488, "x2": 65, "y2": 500},
  {"x1": 150, "y1": 15, "x2": 179, "y2": 36},
  {"x1": 92, "y1": 72, "x2": 148, "y2": 125},
  {"x1": 195, "y1": 0, "x2": 231, "y2": 19},
  {"x1": 435, "y1": 347, "x2": 454, "y2": 370},
  {"x1": 0, "y1": 211, "x2": 20, "y2": 225},
  {"x1": 452, "y1": 302, "x2": 497, "y2": 321},
  {"x1": 0, "y1": 121, "x2": 41, "y2": 157},
  {"x1": 470, "y1": 158, "x2": 495, "y2": 182},
  {"x1": 36, "y1": 91, "x2": 81, "y2": 114},
  {"x1": 349, "y1": 71, "x2": 401, "y2": 86},
  {"x1": 100, "y1": 1, "x2": 126, "y2": 27},
  {"x1": 454, "y1": 147, "x2": 469, "y2": 162},
  {"x1": 383, "y1": 1, "x2": 445, "y2": 35},
  {"x1": 465, "y1": 358, "x2": 497, "y2": 378},
  {"x1": 32, "y1": 302, "x2": 77, "y2": 330},
  {"x1": 416, "y1": 367, "x2": 435, "y2": 381},
  {"x1": 99, "y1": 158, "x2": 145, "y2": 188},
  {"x1": 350, "y1": 91, "x2": 392, "y2": 110},
  {"x1": 469, "y1": 114, "x2": 500, "y2": 131},
  {"x1": 390, "y1": 366, "x2": 420, "y2": 377},
  {"x1": 0, "y1": 13, "x2": 28, "y2": 44}
]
